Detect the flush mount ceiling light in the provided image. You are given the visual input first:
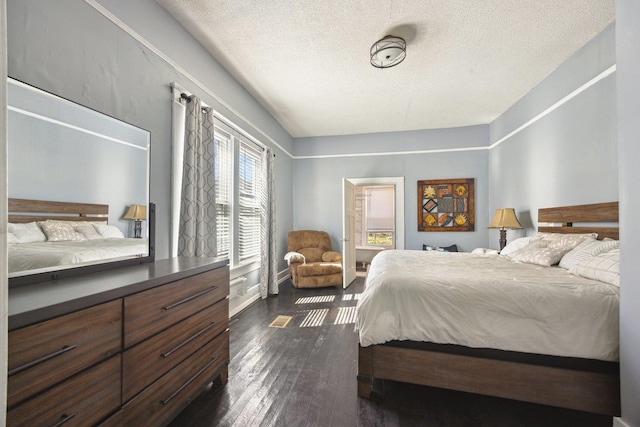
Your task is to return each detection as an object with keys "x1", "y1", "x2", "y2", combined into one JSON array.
[{"x1": 370, "y1": 35, "x2": 406, "y2": 69}]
